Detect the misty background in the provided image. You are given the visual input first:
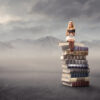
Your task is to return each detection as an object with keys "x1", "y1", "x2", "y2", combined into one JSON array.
[
  {"x1": 0, "y1": 35, "x2": 100, "y2": 100},
  {"x1": 0, "y1": 35, "x2": 99, "y2": 73},
  {"x1": 0, "y1": 0, "x2": 99, "y2": 100},
  {"x1": 0, "y1": 0, "x2": 99, "y2": 73}
]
